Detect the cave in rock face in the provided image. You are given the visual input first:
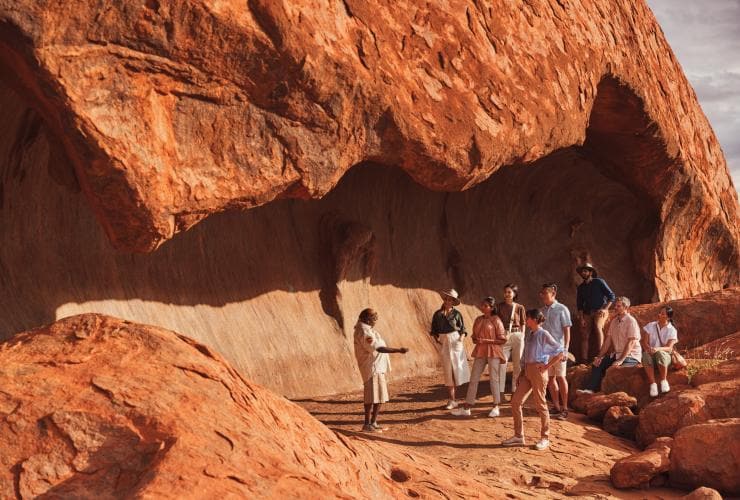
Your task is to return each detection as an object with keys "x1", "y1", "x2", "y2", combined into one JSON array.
[{"x1": 1, "y1": 74, "x2": 674, "y2": 398}]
